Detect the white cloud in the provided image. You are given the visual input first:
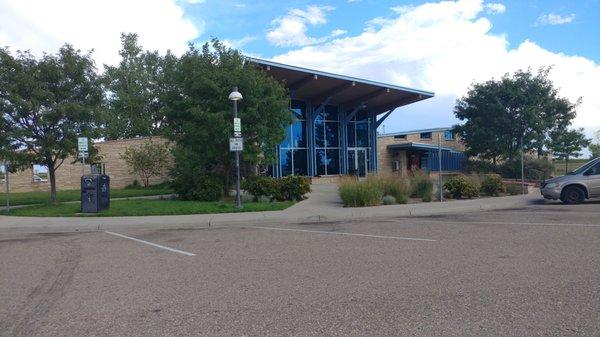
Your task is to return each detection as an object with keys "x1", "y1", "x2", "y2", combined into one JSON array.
[
  {"x1": 484, "y1": 3, "x2": 505, "y2": 14},
  {"x1": 267, "y1": 5, "x2": 346, "y2": 47},
  {"x1": 536, "y1": 13, "x2": 576, "y2": 26},
  {"x1": 0, "y1": 0, "x2": 200, "y2": 67},
  {"x1": 271, "y1": 0, "x2": 600, "y2": 135}
]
